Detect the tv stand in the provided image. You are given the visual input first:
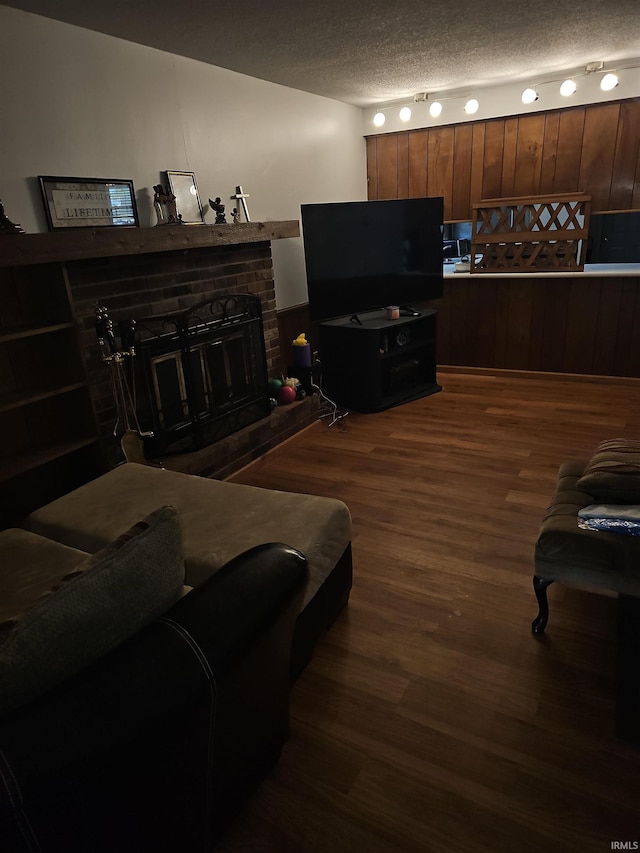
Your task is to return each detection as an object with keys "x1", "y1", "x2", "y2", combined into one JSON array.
[{"x1": 318, "y1": 309, "x2": 441, "y2": 412}]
